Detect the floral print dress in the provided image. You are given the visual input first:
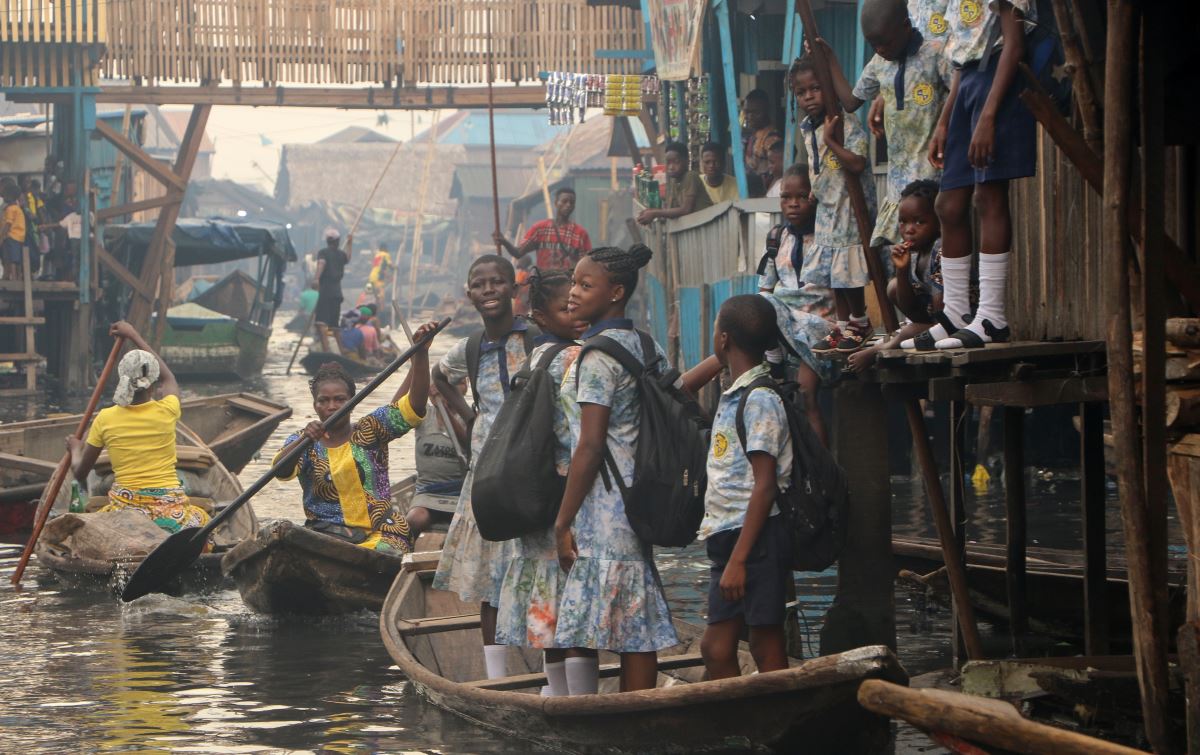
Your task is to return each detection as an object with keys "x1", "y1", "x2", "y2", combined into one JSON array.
[
  {"x1": 433, "y1": 324, "x2": 530, "y2": 605},
  {"x1": 552, "y1": 324, "x2": 679, "y2": 653},
  {"x1": 494, "y1": 339, "x2": 580, "y2": 648}
]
